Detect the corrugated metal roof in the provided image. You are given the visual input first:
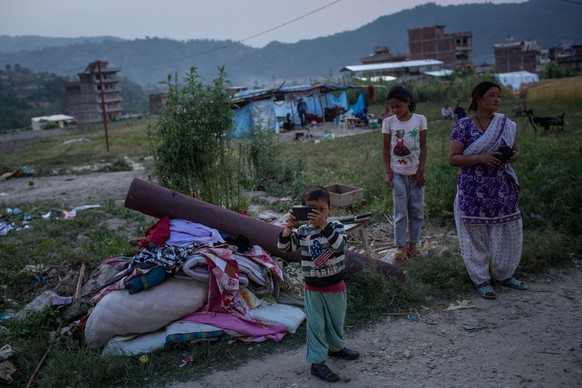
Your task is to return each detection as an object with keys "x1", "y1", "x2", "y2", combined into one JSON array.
[{"x1": 341, "y1": 59, "x2": 443, "y2": 72}]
